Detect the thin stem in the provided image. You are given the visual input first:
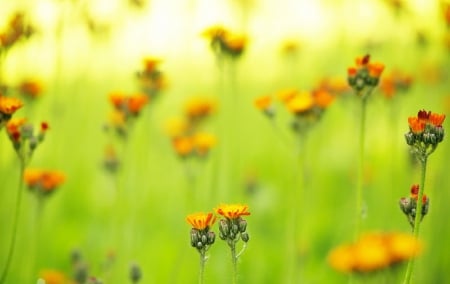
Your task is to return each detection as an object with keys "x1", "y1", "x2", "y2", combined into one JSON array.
[
  {"x1": 230, "y1": 242, "x2": 238, "y2": 284},
  {"x1": 0, "y1": 158, "x2": 25, "y2": 284},
  {"x1": 402, "y1": 156, "x2": 427, "y2": 284},
  {"x1": 198, "y1": 250, "x2": 206, "y2": 284},
  {"x1": 355, "y1": 97, "x2": 368, "y2": 240}
]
